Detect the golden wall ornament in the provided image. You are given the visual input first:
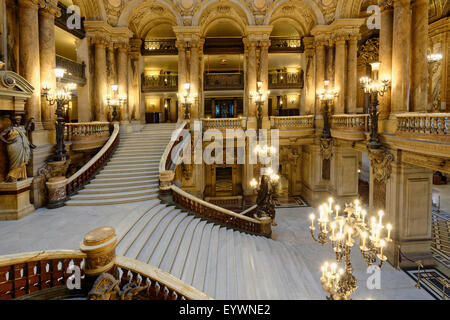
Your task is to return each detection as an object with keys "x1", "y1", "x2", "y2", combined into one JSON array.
[
  {"x1": 88, "y1": 273, "x2": 149, "y2": 300},
  {"x1": 320, "y1": 137, "x2": 333, "y2": 160},
  {"x1": 368, "y1": 148, "x2": 394, "y2": 183},
  {"x1": 358, "y1": 37, "x2": 379, "y2": 64}
]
